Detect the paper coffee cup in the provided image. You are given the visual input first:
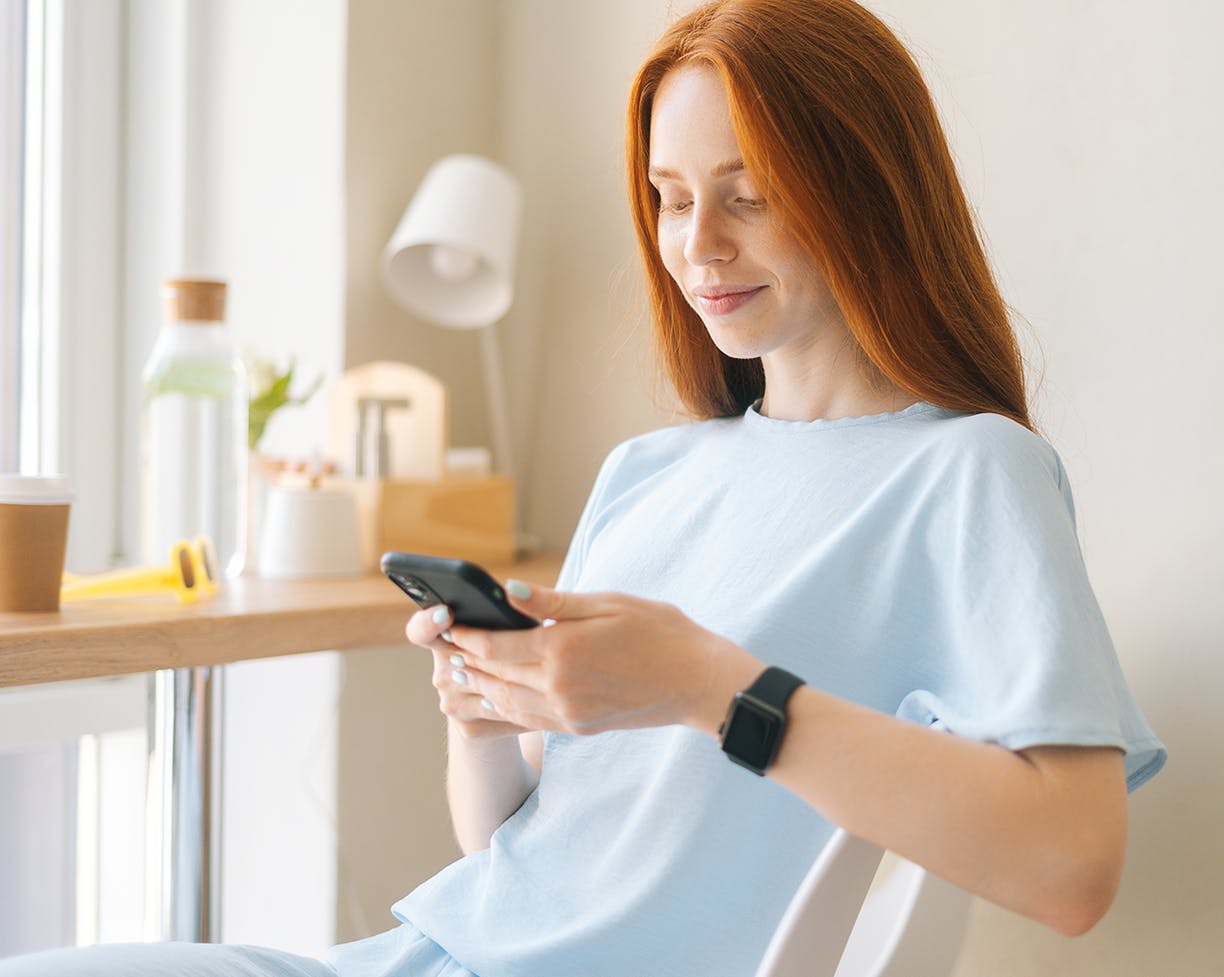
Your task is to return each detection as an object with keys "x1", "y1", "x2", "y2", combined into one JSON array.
[{"x1": 0, "y1": 474, "x2": 73, "y2": 612}]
